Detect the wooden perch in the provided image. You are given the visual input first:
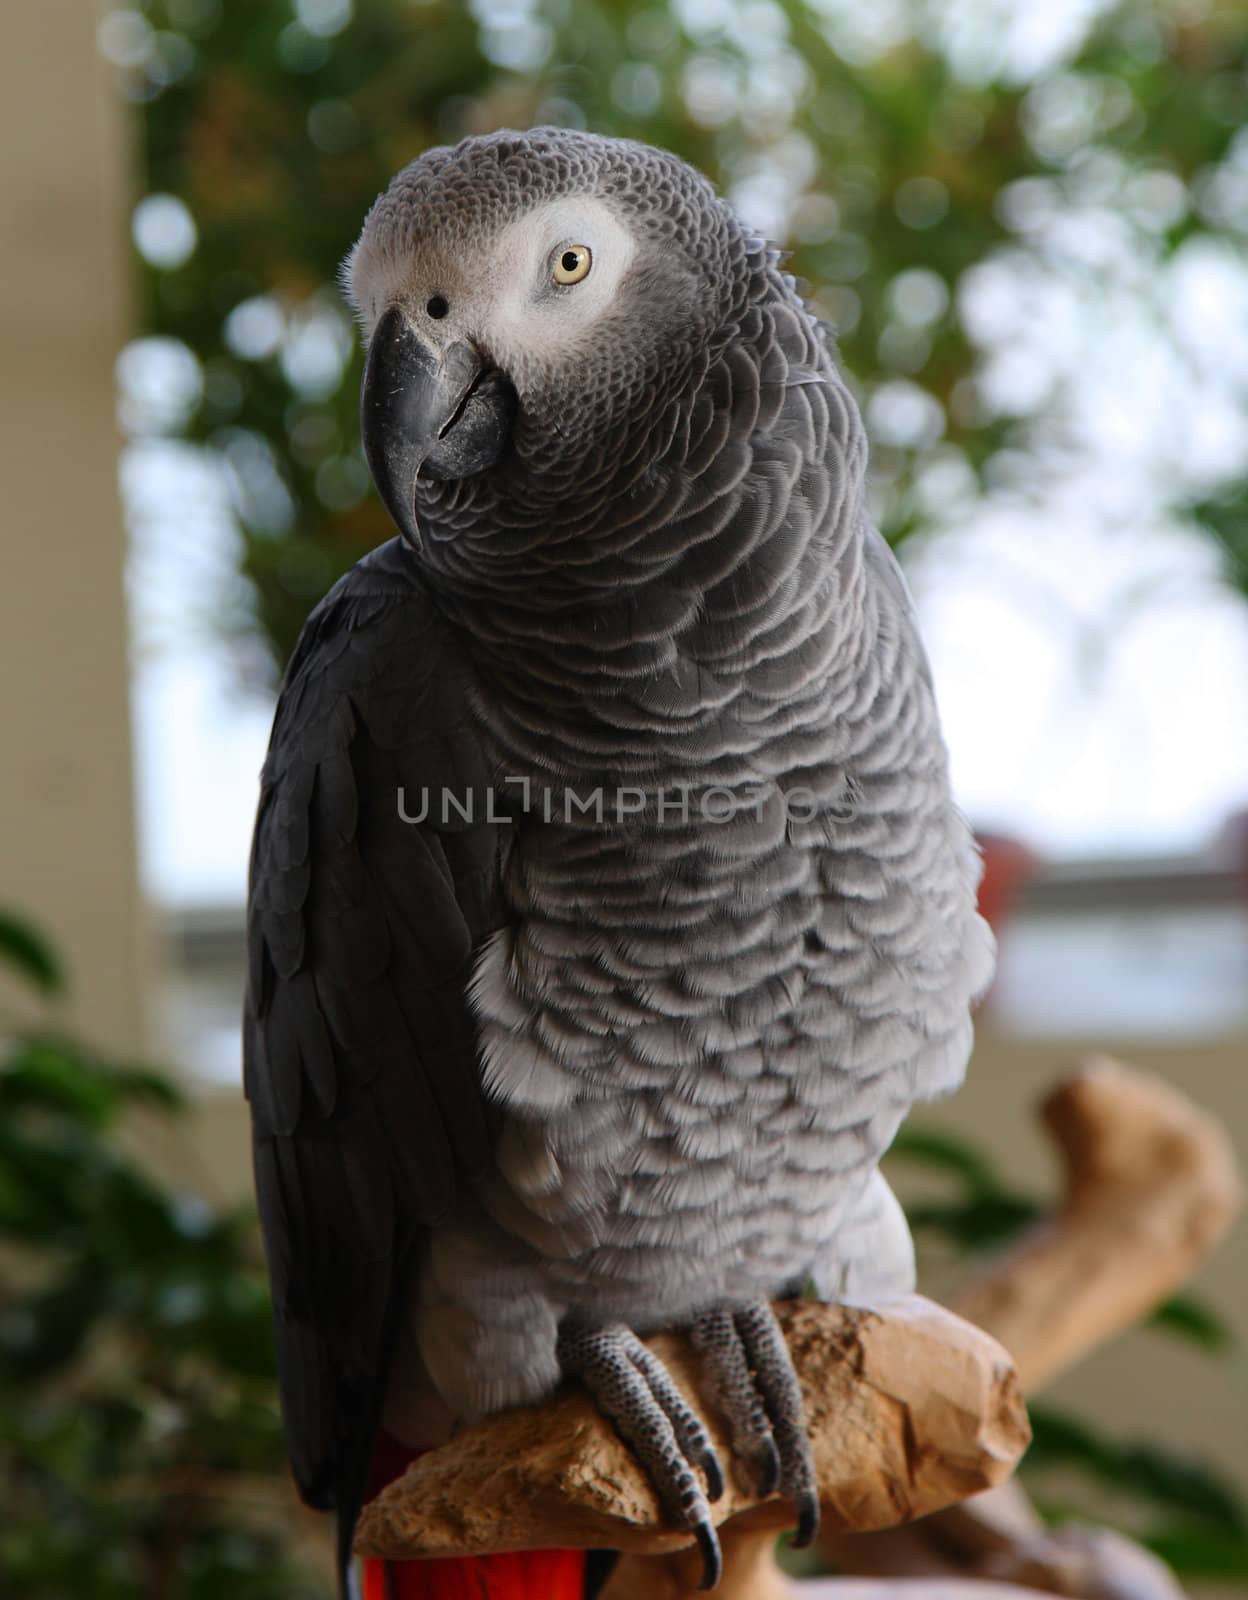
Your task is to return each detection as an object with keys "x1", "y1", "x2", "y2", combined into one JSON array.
[
  {"x1": 356, "y1": 1296, "x2": 1028, "y2": 1576},
  {"x1": 951, "y1": 1055, "x2": 1243, "y2": 1391},
  {"x1": 822, "y1": 1057, "x2": 1243, "y2": 1599}
]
